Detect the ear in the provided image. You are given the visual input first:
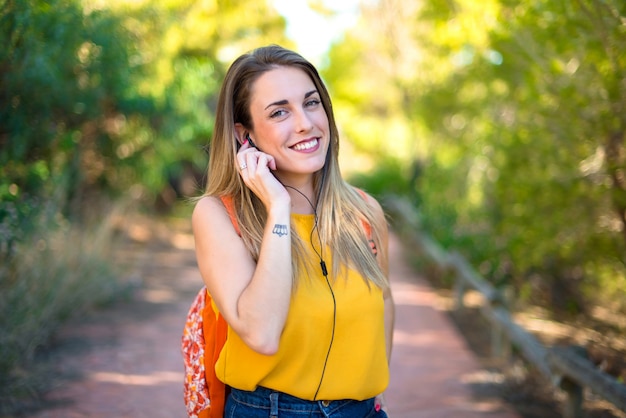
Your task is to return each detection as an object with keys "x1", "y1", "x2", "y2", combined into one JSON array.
[{"x1": 234, "y1": 123, "x2": 247, "y2": 146}]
